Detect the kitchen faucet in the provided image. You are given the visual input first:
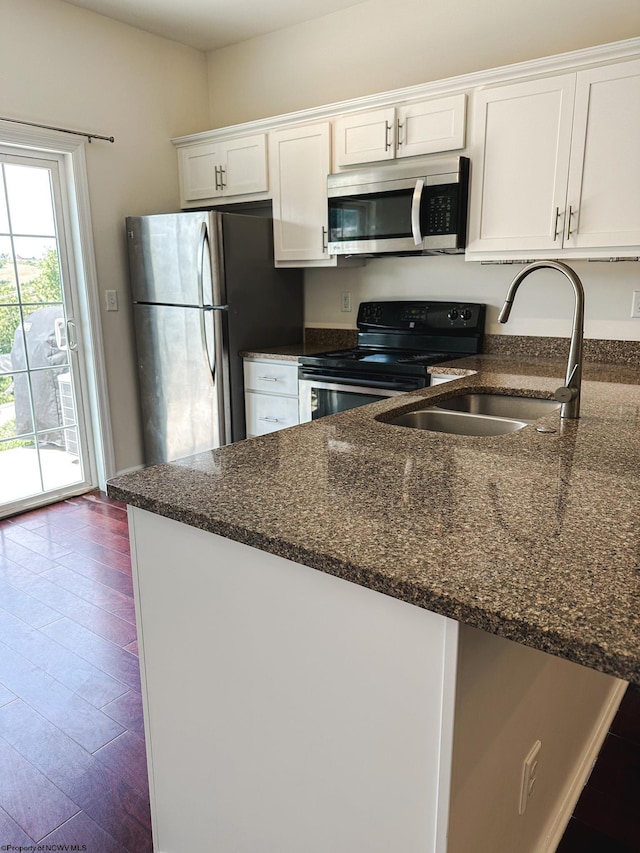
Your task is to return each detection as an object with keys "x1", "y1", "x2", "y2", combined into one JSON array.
[{"x1": 498, "y1": 260, "x2": 585, "y2": 419}]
